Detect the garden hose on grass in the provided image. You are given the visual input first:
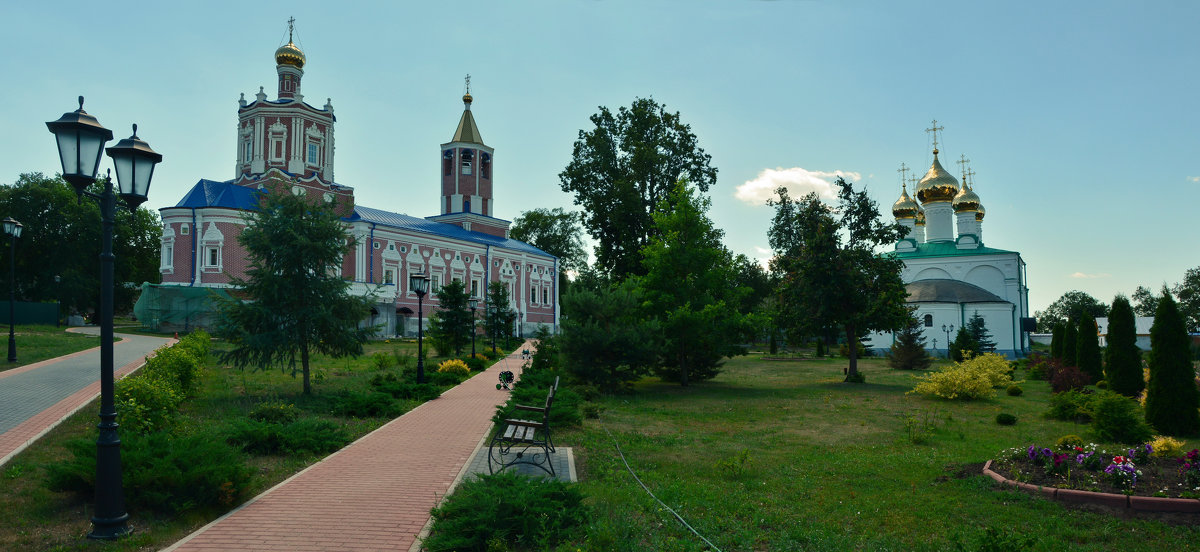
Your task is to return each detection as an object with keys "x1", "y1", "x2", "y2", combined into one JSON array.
[{"x1": 599, "y1": 420, "x2": 723, "y2": 552}]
